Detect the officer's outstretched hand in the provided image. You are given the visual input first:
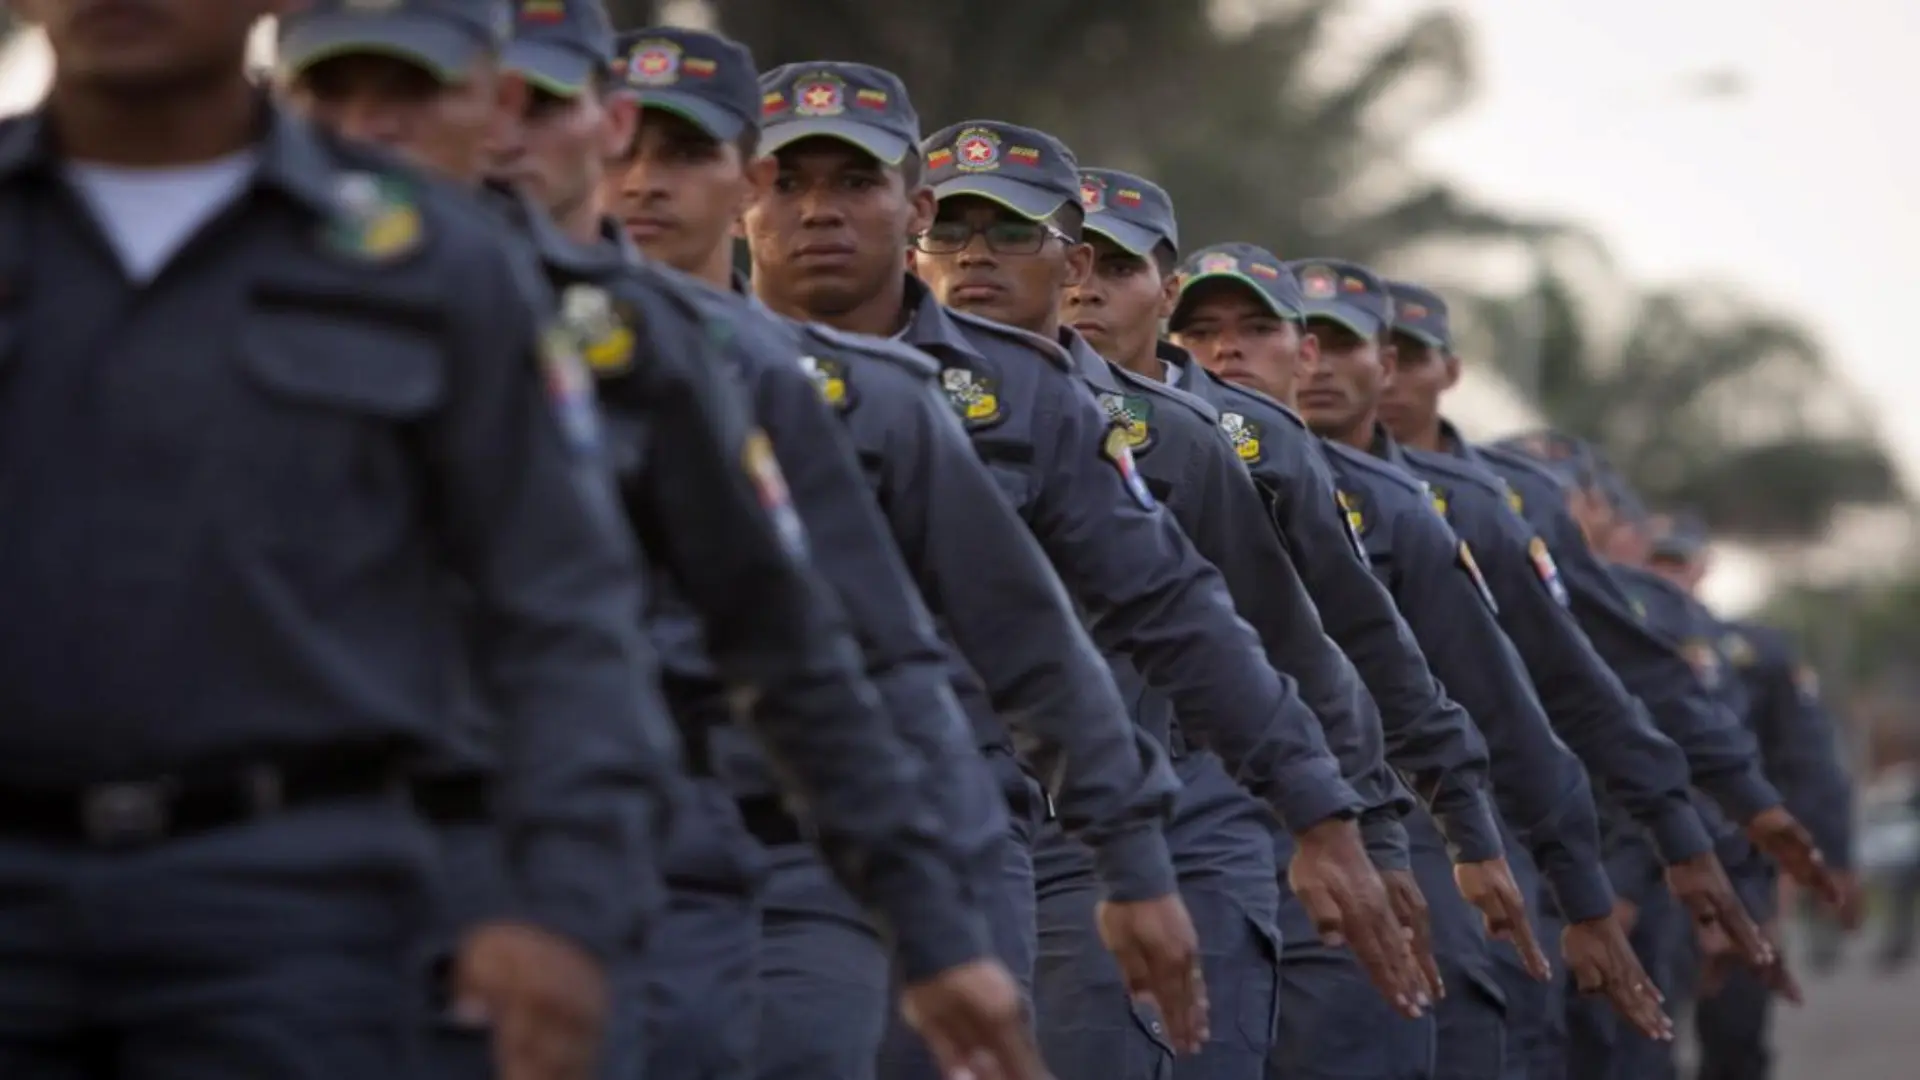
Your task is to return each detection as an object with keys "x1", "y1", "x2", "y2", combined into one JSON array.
[
  {"x1": 1379, "y1": 868, "x2": 1443, "y2": 1000},
  {"x1": 901, "y1": 958, "x2": 1053, "y2": 1080},
  {"x1": 1746, "y1": 806, "x2": 1843, "y2": 909},
  {"x1": 1666, "y1": 853, "x2": 1774, "y2": 969},
  {"x1": 1454, "y1": 857, "x2": 1551, "y2": 981},
  {"x1": 453, "y1": 921, "x2": 608, "y2": 1080},
  {"x1": 1562, "y1": 914, "x2": 1674, "y2": 1042},
  {"x1": 1288, "y1": 817, "x2": 1428, "y2": 1018},
  {"x1": 1096, "y1": 895, "x2": 1210, "y2": 1053}
]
